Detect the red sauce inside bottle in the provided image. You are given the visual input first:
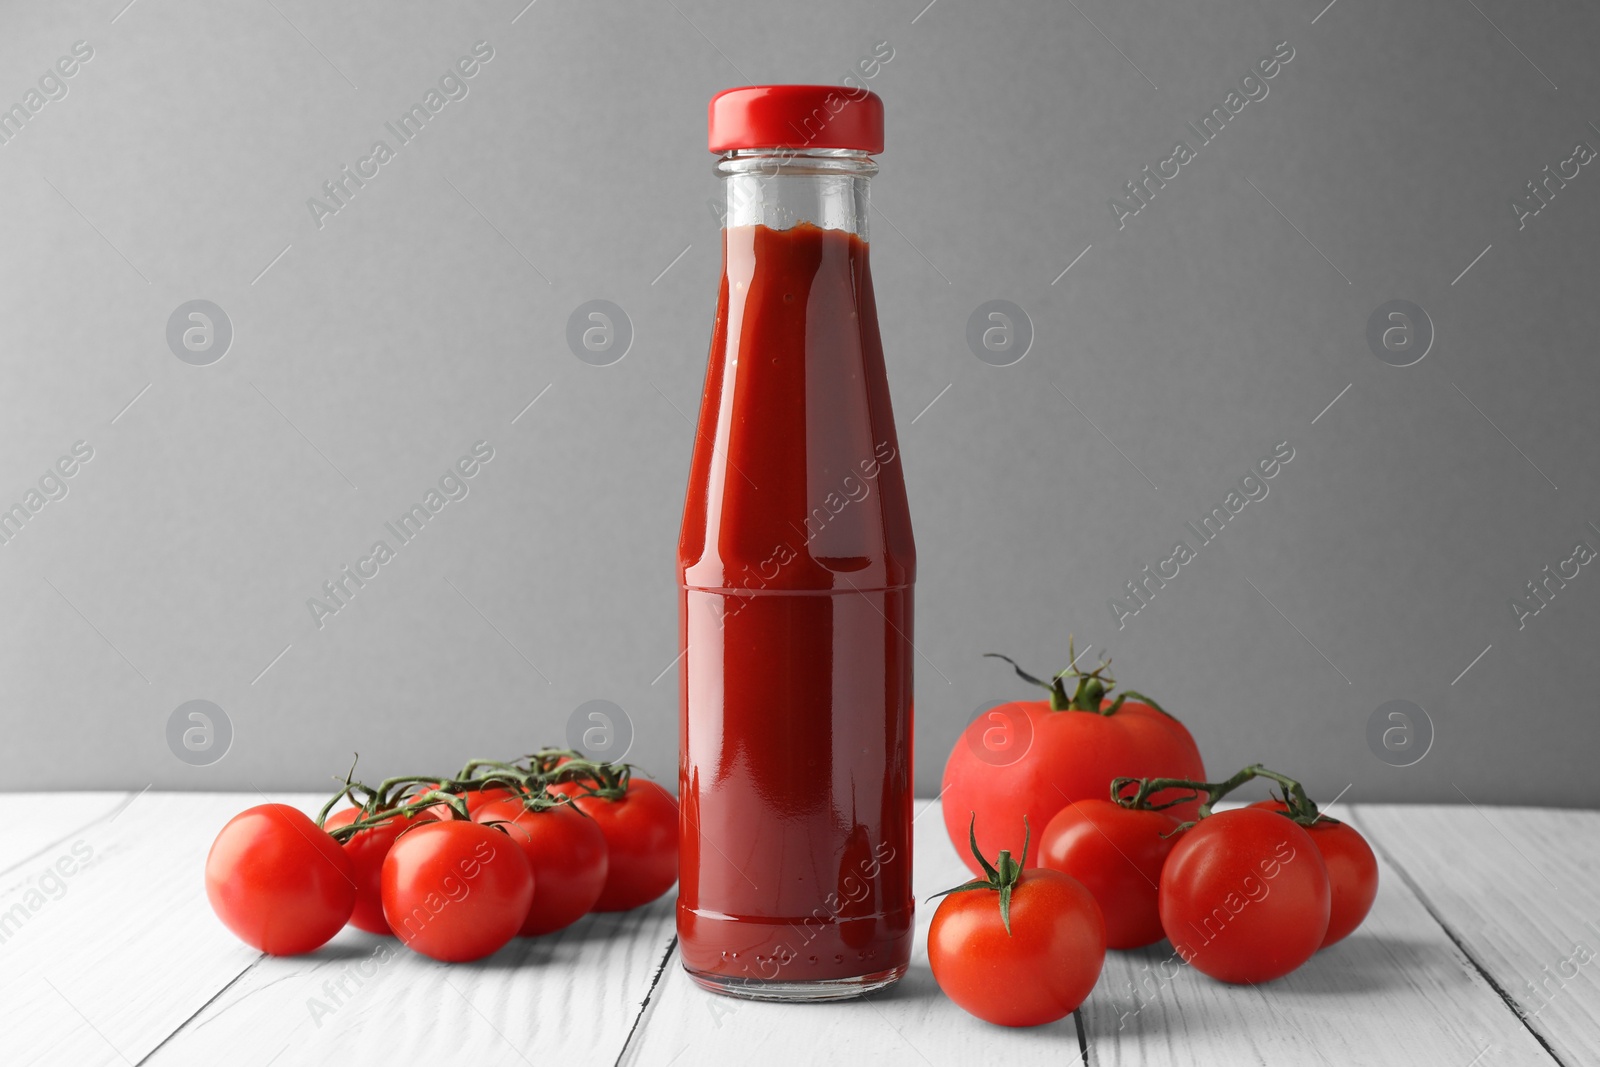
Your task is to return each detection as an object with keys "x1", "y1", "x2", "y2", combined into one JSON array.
[{"x1": 677, "y1": 222, "x2": 915, "y2": 987}]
